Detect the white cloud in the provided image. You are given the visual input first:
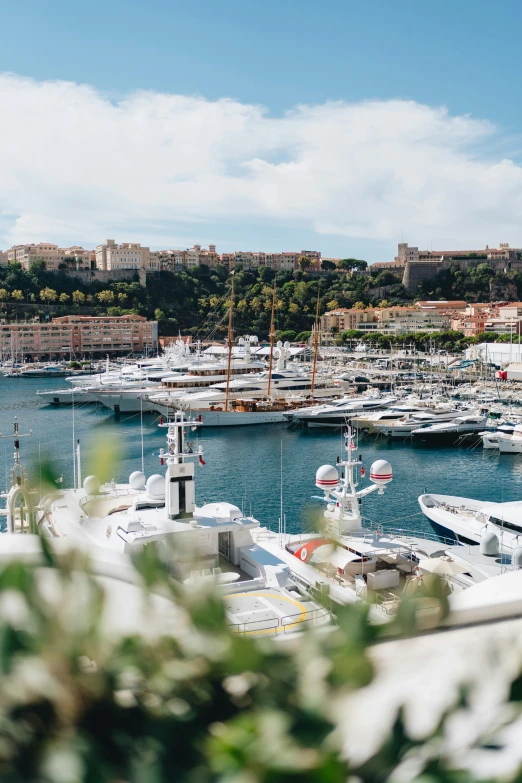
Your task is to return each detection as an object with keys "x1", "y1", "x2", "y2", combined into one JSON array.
[{"x1": 1, "y1": 72, "x2": 522, "y2": 252}]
